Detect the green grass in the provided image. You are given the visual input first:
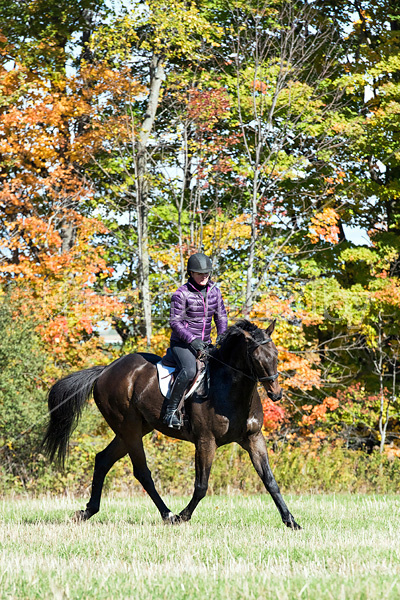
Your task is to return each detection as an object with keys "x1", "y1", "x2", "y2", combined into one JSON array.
[{"x1": 1, "y1": 494, "x2": 400, "y2": 599}]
